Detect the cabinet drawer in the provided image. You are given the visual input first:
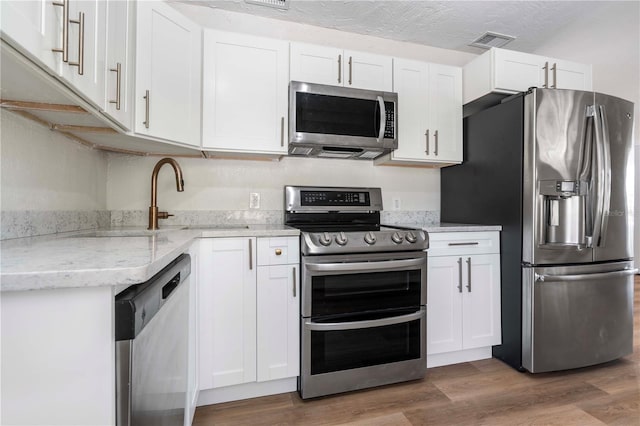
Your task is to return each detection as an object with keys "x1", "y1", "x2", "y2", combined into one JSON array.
[
  {"x1": 428, "y1": 232, "x2": 500, "y2": 257},
  {"x1": 257, "y1": 237, "x2": 300, "y2": 265}
]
